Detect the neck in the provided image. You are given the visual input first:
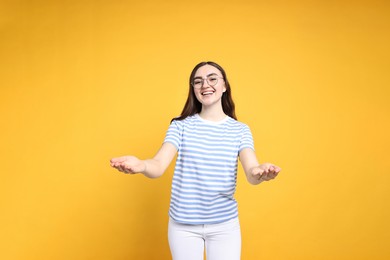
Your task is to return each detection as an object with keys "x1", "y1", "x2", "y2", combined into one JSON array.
[{"x1": 199, "y1": 104, "x2": 226, "y2": 122}]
